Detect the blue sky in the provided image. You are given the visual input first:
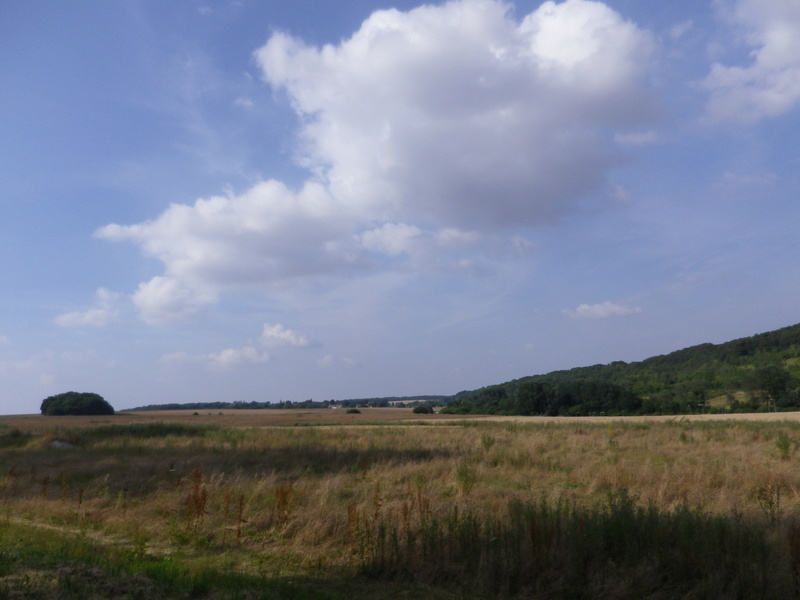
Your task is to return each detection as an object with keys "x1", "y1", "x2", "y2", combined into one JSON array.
[{"x1": 1, "y1": 0, "x2": 799, "y2": 414}]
